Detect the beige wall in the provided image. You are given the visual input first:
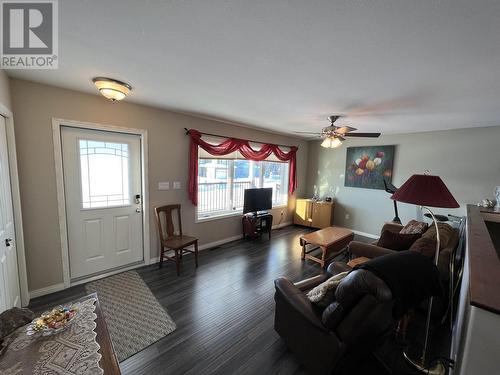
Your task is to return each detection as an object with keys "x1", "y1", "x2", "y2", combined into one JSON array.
[
  {"x1": 306, "y1": 126, "x2": 500, "y2": 235},
  {"x1": 0, "y1": 70, "x2": 11, "y2": 110},
  {"x1": 10, "y1": 78, "x2": 308, "y2": 291}
]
